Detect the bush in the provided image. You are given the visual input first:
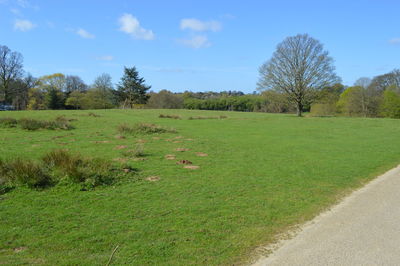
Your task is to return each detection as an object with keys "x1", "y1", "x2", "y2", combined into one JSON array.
[
  {"x1": 117, "y1": 123, "x2": 176, "y2": 135},
  {"x1": 0, "y1": 117, "x2": 18, "y2": 128}
]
